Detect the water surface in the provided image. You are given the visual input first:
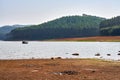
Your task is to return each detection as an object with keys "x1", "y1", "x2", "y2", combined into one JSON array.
[{"x1": 0, "y1": 41, "x2": 120, "y2": 60}]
